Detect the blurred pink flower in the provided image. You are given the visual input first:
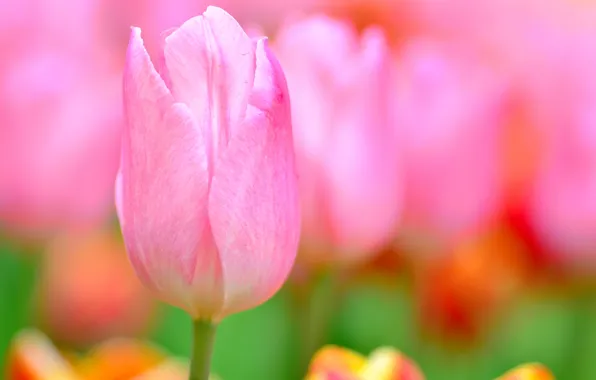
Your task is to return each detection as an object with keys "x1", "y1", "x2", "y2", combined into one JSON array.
[
  {"x1": 0, "y1": 0, "x2": 102, "y2": 53},
  {"x1": 399, "y1": 0, "x2": 566, "y2": 49},
  {"x1": 394, "y1": 40, "x2": 509, "y2": 246},
  {"x1": 220, "y1": 0, "x2": 322, "y2": 33},
  {"x1": 37, "y1": 231, "x2": 154, "y2": 346},
  {"x1": 275, "y1": 15, "x2": 402, "y2": 265},
  {"x1": 0, "y1": 42, "x2": 122, "y2": 235},
  {"x1": 523, "y1": 24, "x2": 596, "y2": 268},
  {"x1": 399, "y1": 0, "x2": 596, "y2": 76},
  {"x1": 118, "y1": 7, "x2": 300, "y2": 319}
]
